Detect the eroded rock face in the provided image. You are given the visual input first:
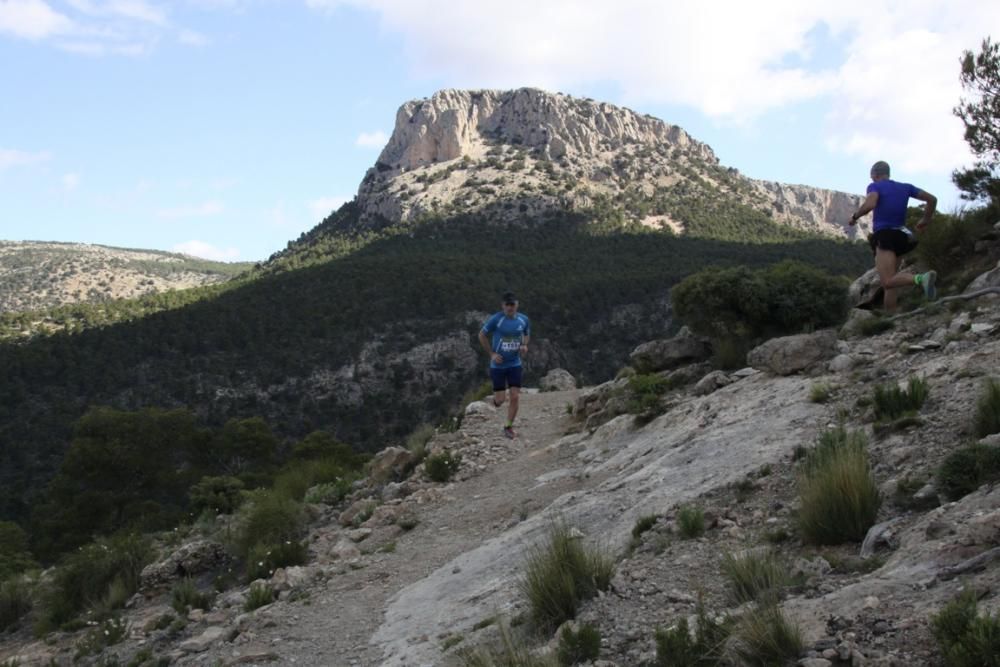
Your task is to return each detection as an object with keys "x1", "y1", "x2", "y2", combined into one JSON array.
[
  {"x1": 540, "y1": 368, "x2": 576, "y2": 392},
  {"x1": 629, "y1": 327, "x2": 711, "y2": 373},
  {"x1": 747, "y1": 329, "x2": 840, "y2": 376},
  {"x1": 140, "y1": 540, "x2": 230, "y2": 592}
]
